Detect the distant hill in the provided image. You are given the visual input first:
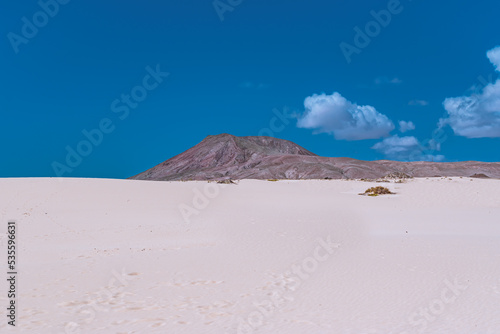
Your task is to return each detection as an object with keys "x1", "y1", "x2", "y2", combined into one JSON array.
[{"x1": 129, "y1": 134, "x2": 500, "y2": 180}]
